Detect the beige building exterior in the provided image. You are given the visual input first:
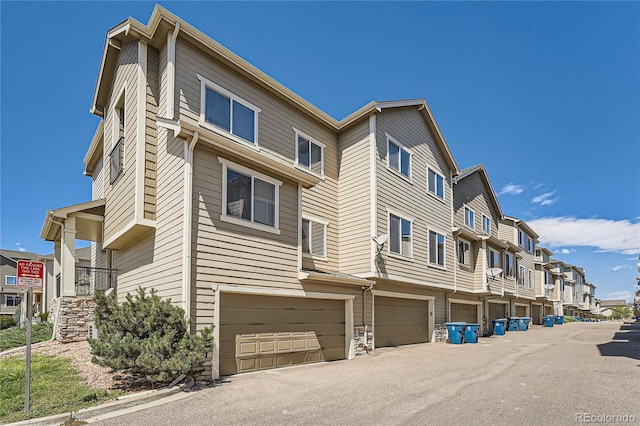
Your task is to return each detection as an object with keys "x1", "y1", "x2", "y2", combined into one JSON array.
[{"x1": 40, "y1": 5, "x2": 599, "y2": 377}]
